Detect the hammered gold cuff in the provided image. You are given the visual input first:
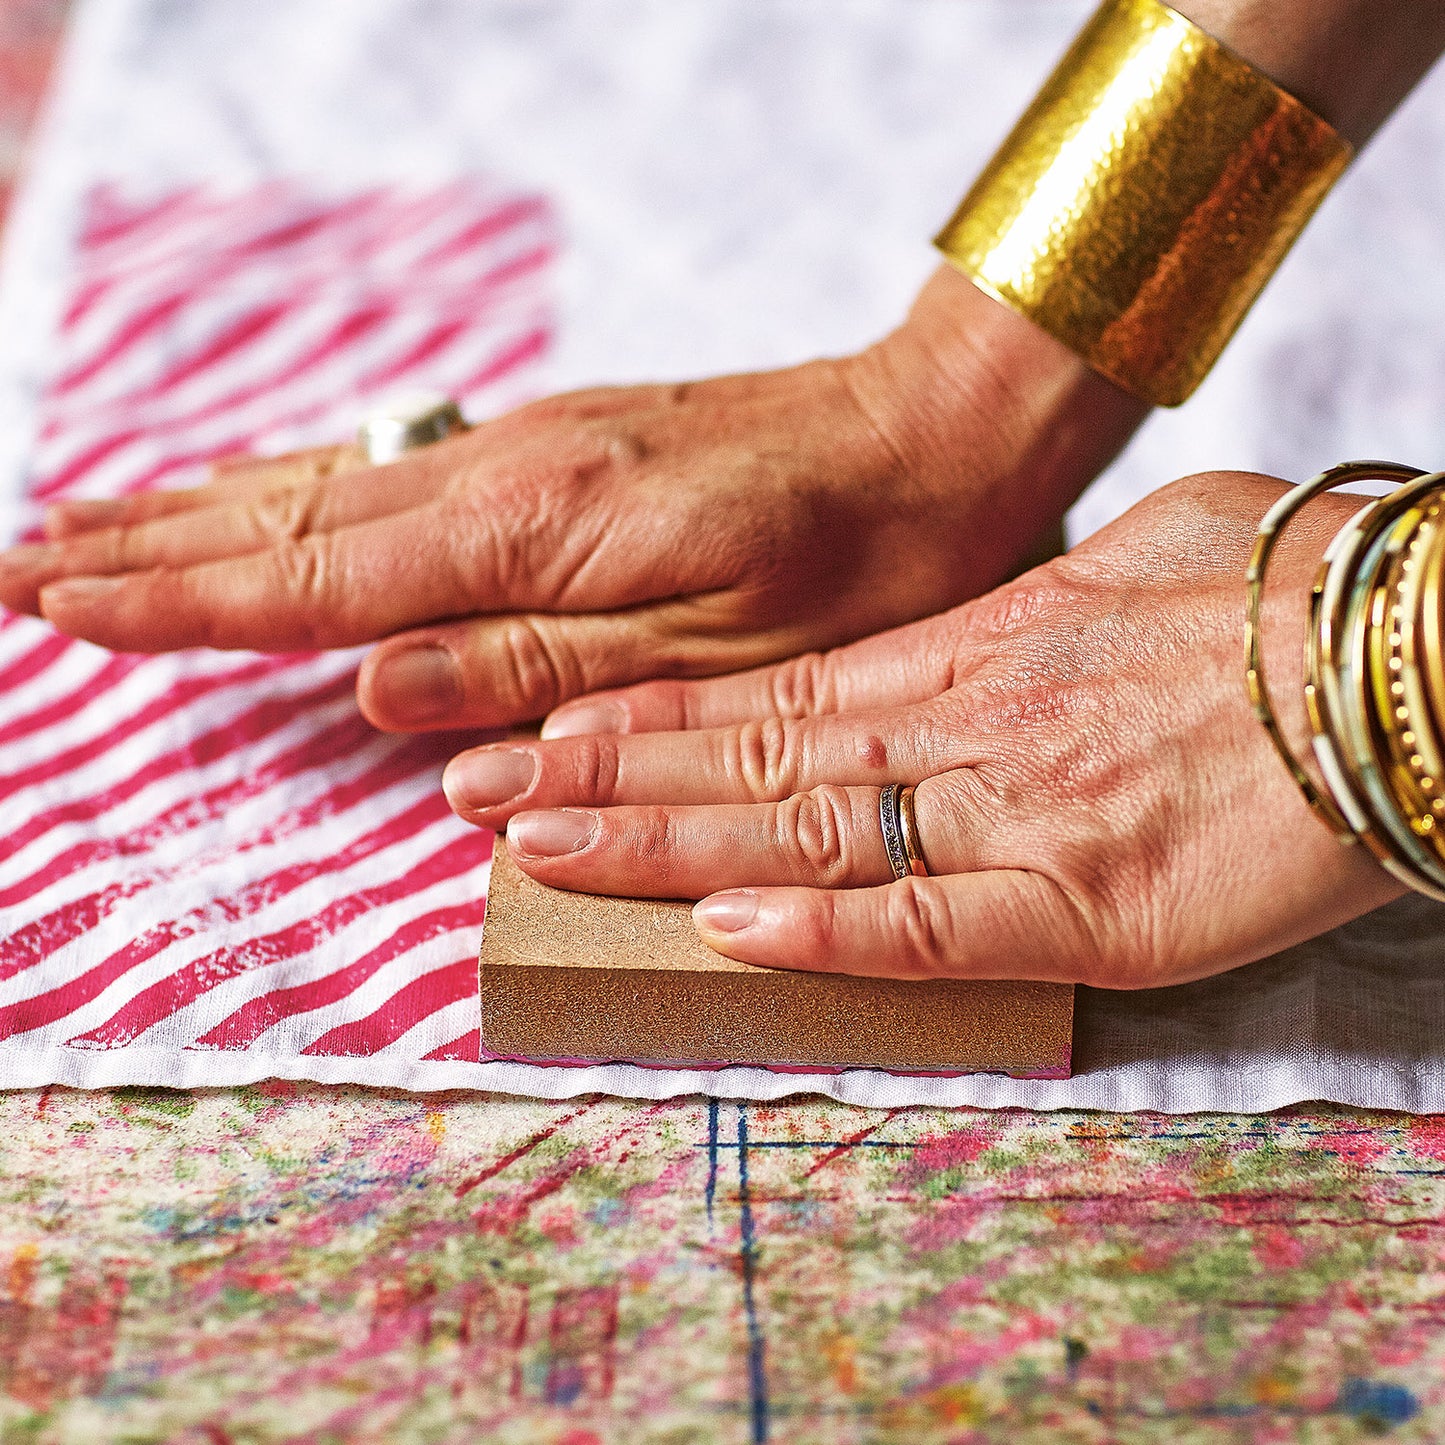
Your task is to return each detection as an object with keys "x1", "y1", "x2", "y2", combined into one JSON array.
[{"x1": 934, "y1": 0, "x2": 1351, "y2": 406}]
